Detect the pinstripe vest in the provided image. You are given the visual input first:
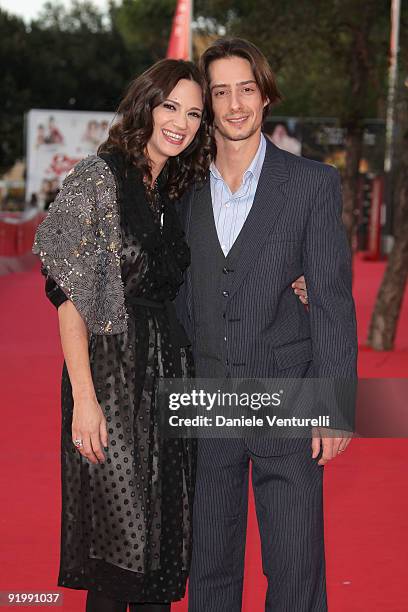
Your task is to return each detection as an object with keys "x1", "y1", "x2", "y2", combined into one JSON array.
[{"x1": 189, "y1": 179, "x2": 248, "y2": 378}]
